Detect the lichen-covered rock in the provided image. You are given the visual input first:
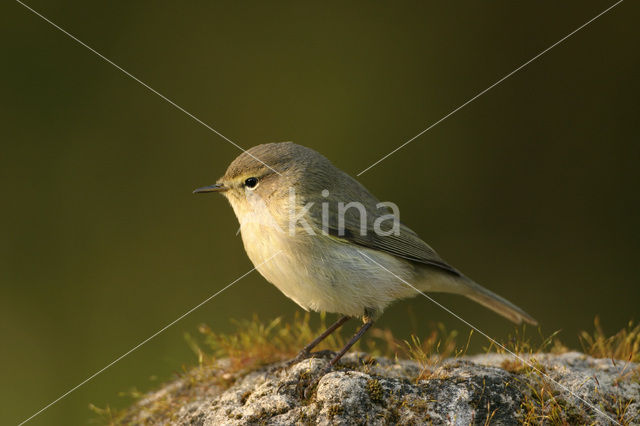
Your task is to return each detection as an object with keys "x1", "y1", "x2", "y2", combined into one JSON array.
[{"x1": 120, "y1": 352, "x2": 639, "y2": 425}]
